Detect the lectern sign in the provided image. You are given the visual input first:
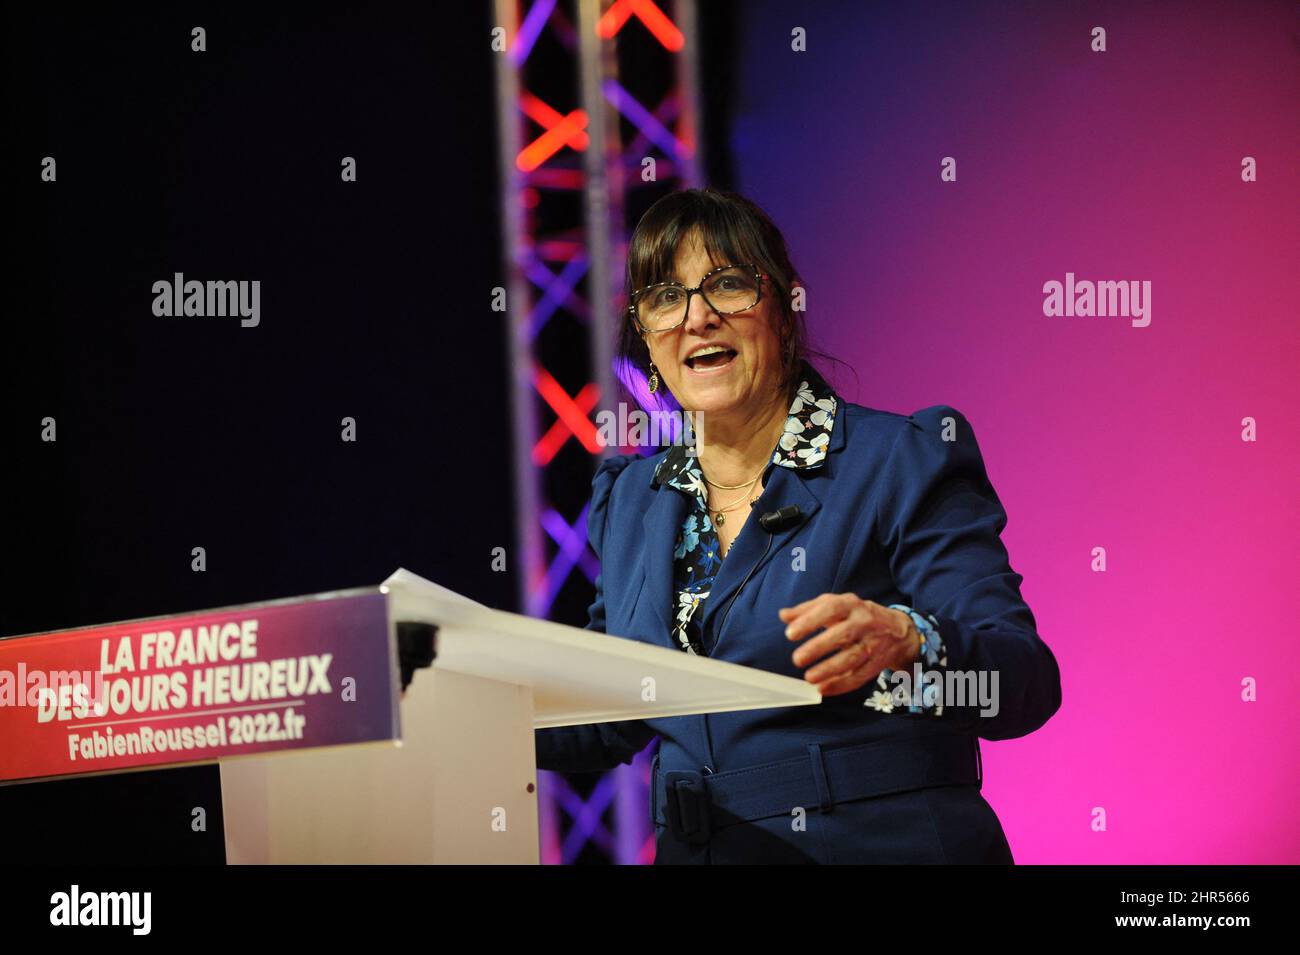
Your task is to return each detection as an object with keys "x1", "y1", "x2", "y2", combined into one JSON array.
[{"x1": 0, "y1": 591, "x2": 399, "y2": 783}]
